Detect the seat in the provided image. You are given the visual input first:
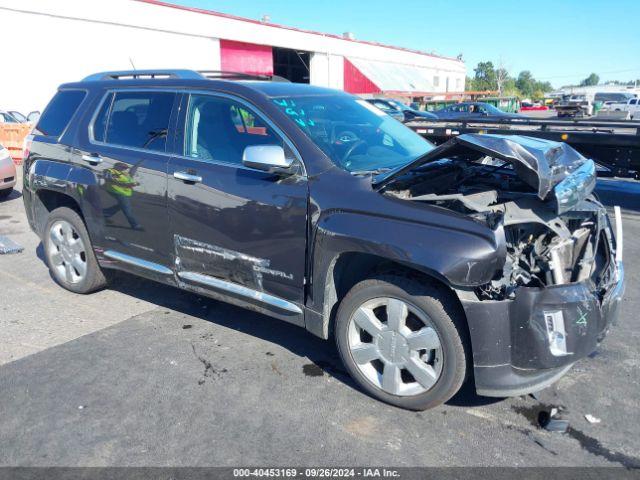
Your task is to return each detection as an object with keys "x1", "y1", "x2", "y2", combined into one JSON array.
[
  {"x1": 109, "y1": 111, "x2": 140, "y2": 147},
  {"x1": 195, "y1": 102, "x2": 242, "y2": 164}
]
